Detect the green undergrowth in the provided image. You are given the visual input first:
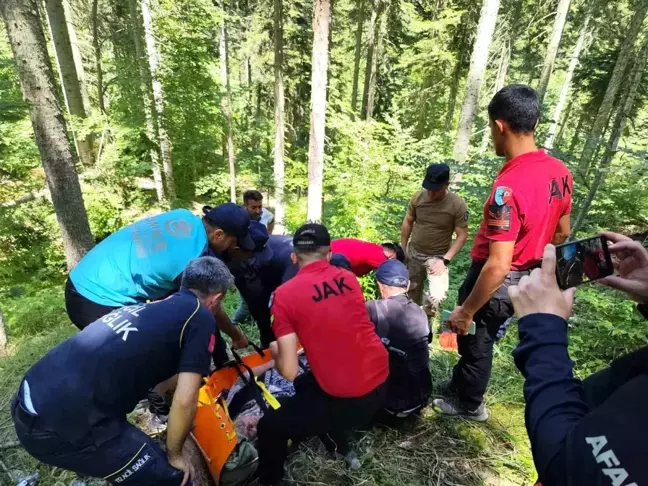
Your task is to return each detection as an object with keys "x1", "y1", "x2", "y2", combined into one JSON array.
[{"x1": 1, "y1": 261, "x2": 646, "y2": 485}]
